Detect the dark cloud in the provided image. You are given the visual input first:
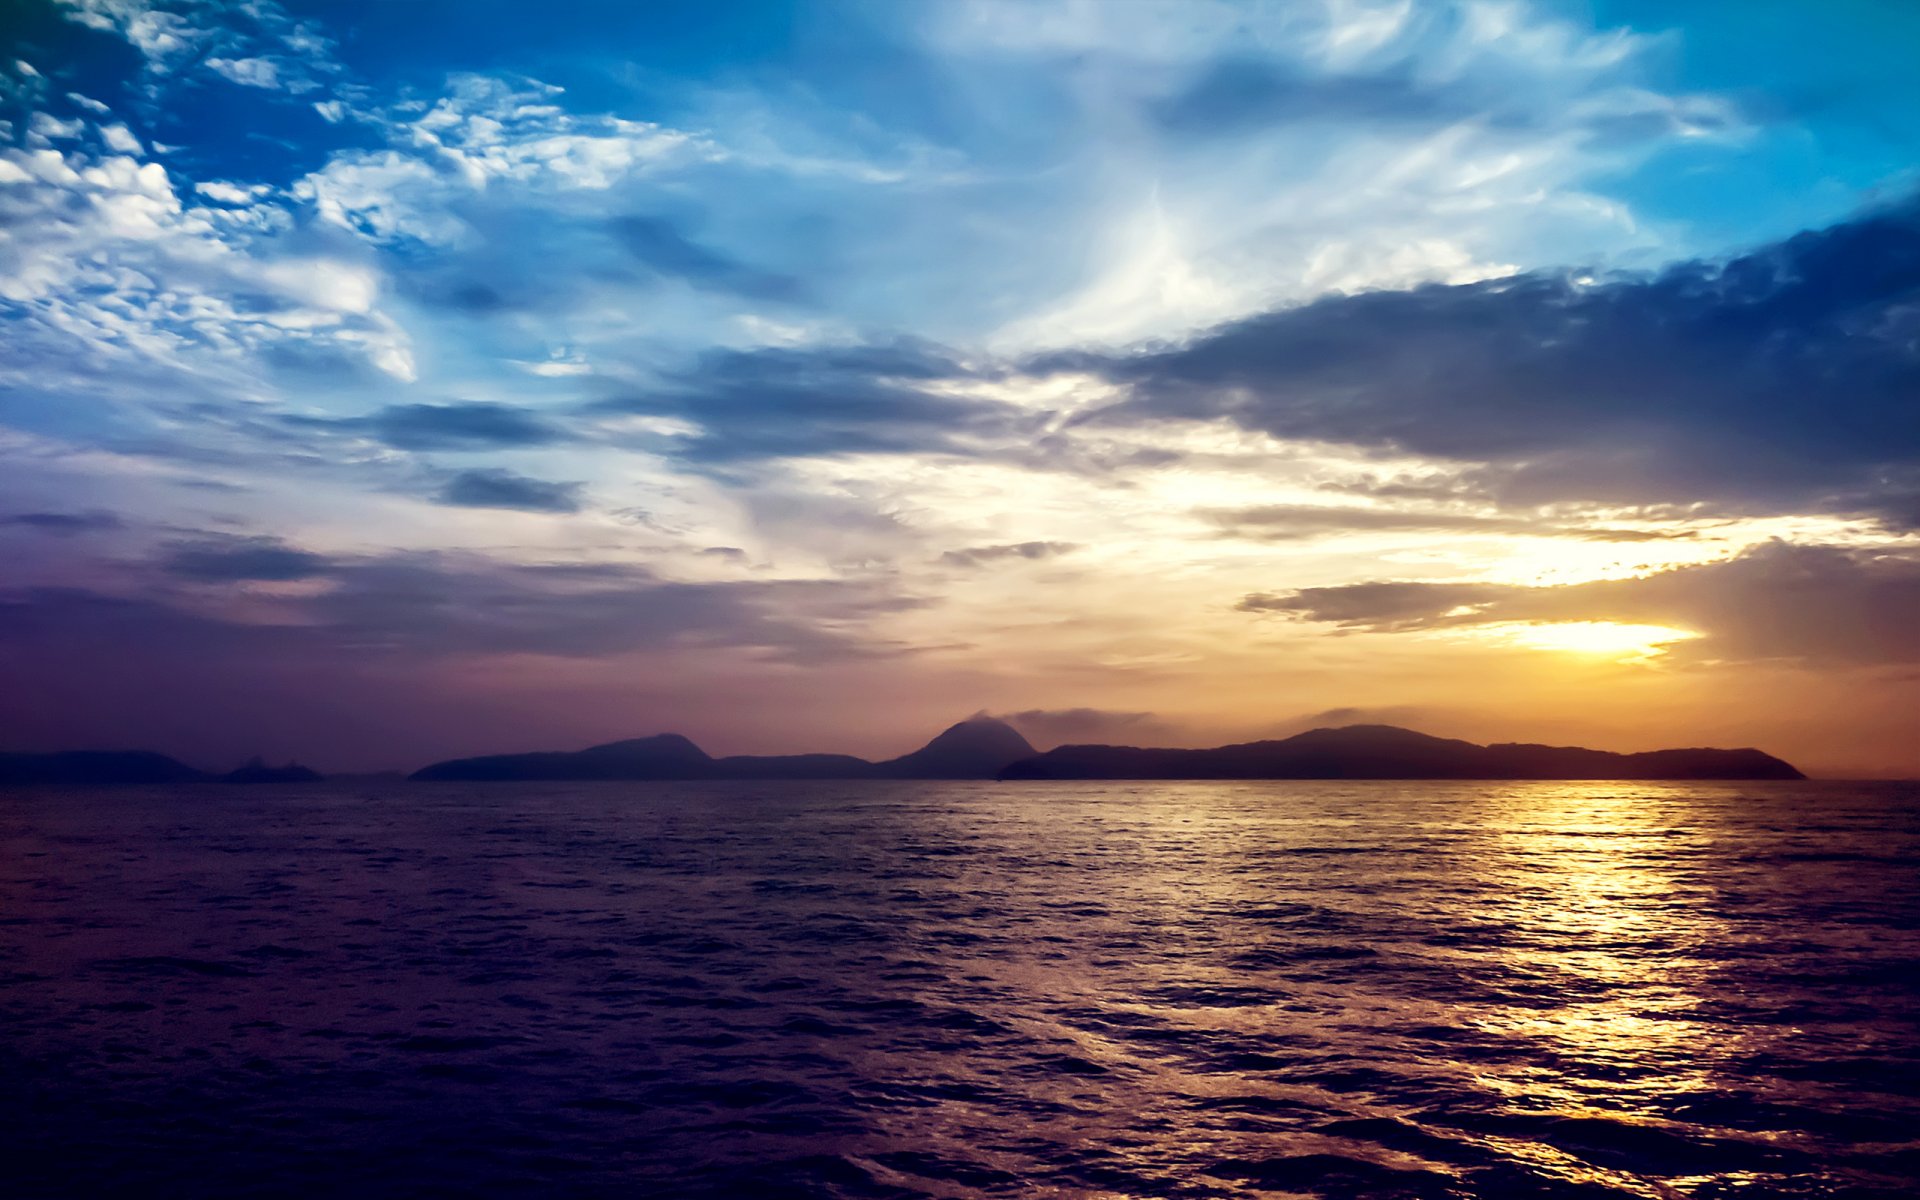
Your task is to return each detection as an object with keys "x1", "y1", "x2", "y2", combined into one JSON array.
[
  {"x1": 610, "y1": 215, "x2": 805, "y2": 303},
  {"x1": 595, "y1": 339, "x2": 1032, "y2": 463},
  {"x1": 435, "y1": 468, "x2": 583, "y2": 514},
  {"x1": 291, "y1": 555, "x2": 915, "y2": 662},
  {"x1": 1288, "y1": 705, "x2": 1436, "y2": 729},
  {"x1": 1240, "y1": 541, "x2": 1920, "y2": 665},
  {"x1": 1000, "y1": 707, "x2": 1166, "y2": 745},
  {"x1": 4, "y1": 547, "x2": 918, "y2": 666},
  {"x1": 162, "y1": 535, "x2": 335, "y2": 581},
  {"x1": 366, "y1": 403, "x2": 564, "y2": 451},
  {"x1": 284, "y1": 402, "x2": 565, "y2": 451},
  {"x1": 1151, "y1": 55, "x2": 1738, "y2": 144},
  {"x1": 1239, "y1": 579, "x2": 1511, "y2": 627},
  {"x1": 0, "y1": 542, "x2": 928, "y2": 765},
  {"x1": 1206, "y1": 504, "x2": 1694, "y2": 542},
  {"x1": 390, "y1": 211, "x2": 805, "y2": 317},
  {"x1": 940, "y1": 541, "x2": 1079, "y2": 567},
  {"x1": 0, "y1": 510, "x2": 123, "y2": 535},
  {"x1": 1050, "y1": 196, "x2": 1920, "y2": 523},
  {"x1": 1154, "y1": 60, "x2": 1469, "y2": 134}
]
